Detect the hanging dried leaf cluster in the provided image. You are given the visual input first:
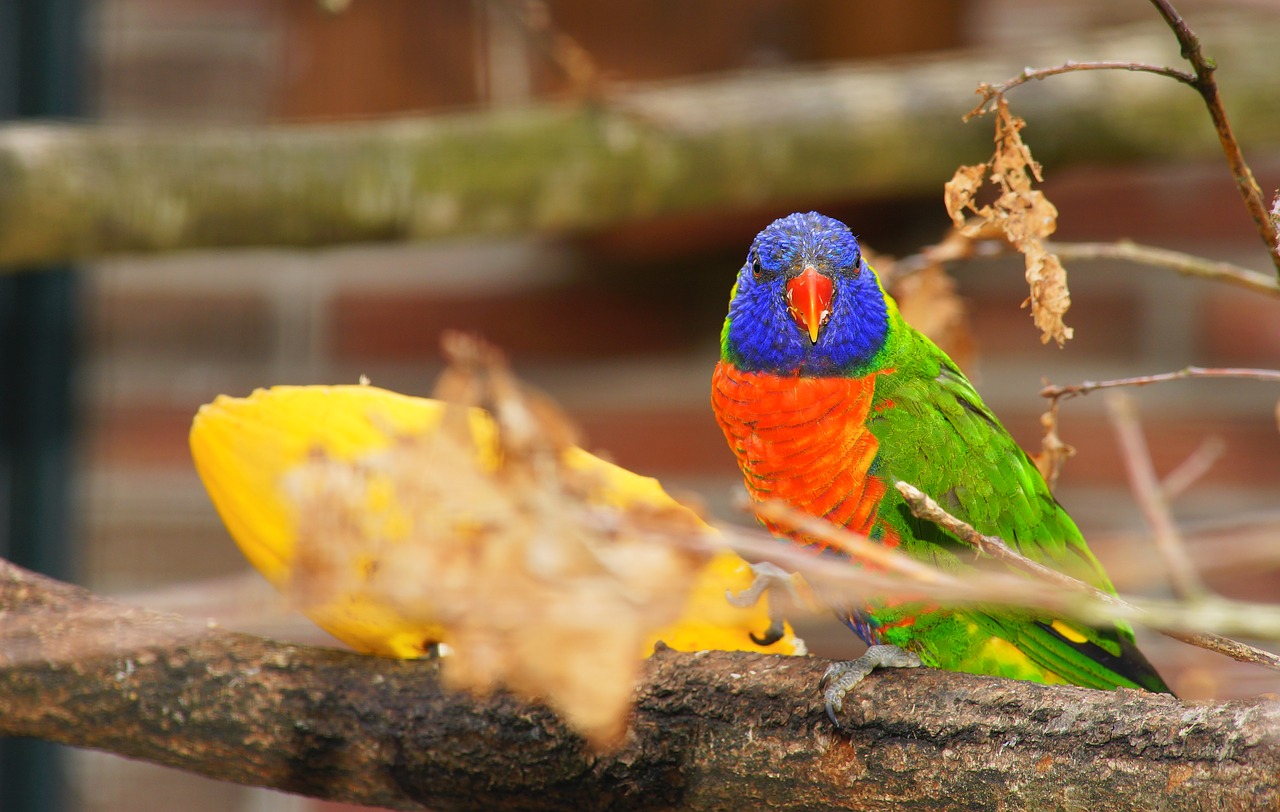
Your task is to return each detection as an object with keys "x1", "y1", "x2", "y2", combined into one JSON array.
[{"x1": 945, "y1": 95, "x2": 1073, "y2": 346}]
